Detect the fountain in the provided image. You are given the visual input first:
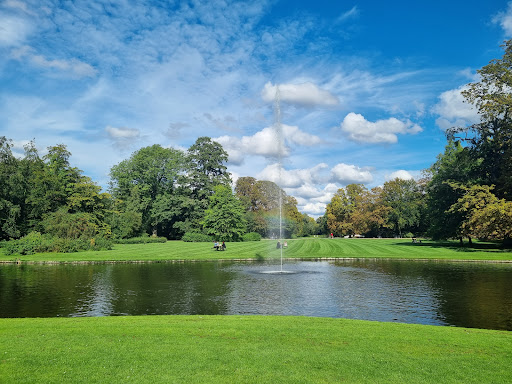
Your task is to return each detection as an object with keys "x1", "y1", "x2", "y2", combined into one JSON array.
[{"x1": 259, "y1": 85, "x2": 296, "y2": 275}]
